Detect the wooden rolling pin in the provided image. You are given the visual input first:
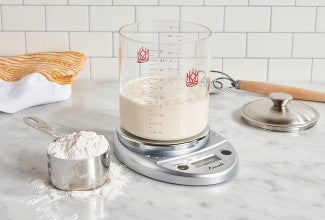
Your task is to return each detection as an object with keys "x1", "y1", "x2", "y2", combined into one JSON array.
[{"x1": 236, "y1": 80, "x2": 325, "y2": 103}]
